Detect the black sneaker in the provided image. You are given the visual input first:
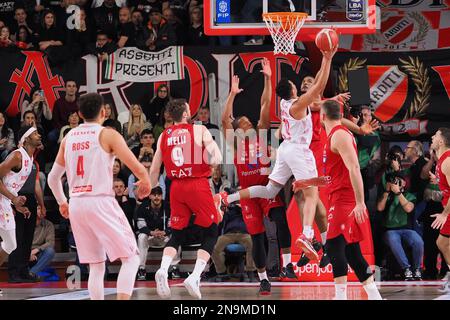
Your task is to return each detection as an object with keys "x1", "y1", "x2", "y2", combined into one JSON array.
[
  {"x1": 404, "y1": 268, "x2": 414, "y2": 281},
  {"x1": 319, "y1": 252, "x2": 331, "y2": 268},
  {"x1": 413, "y1": 268, "x2": 422, "y2": 281},
  {"x1": 137, "y1": 267, "x2": 147, "y2": 281},
  {"x1": 259, "y1": 279, "x2": 271, "y2": 295},
  {"x1": 170, "y1": 267, "x2": 181, "y2": 279},
  {"x1": 280, "y1": 263, "x2": 297, "y2": 279},
  {"x1": 297, "y1": 253, "x2": 310, "y2": 267}
]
